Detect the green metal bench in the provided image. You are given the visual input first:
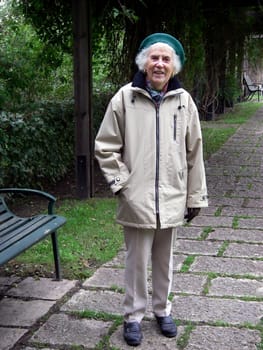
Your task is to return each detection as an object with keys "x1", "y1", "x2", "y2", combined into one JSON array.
[{"x1": 0, "y1": 188, "x2": 66, "y2": 280}]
